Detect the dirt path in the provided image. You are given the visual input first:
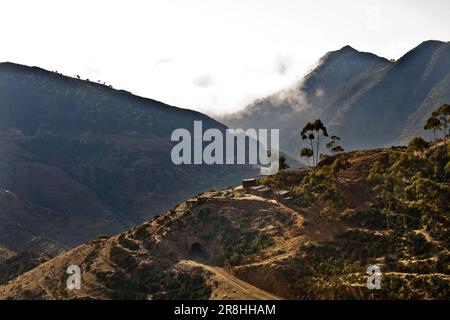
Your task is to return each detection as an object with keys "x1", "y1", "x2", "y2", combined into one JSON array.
[{"x1": 180, "y1": 260, "x2": 281, "y2": 300}]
